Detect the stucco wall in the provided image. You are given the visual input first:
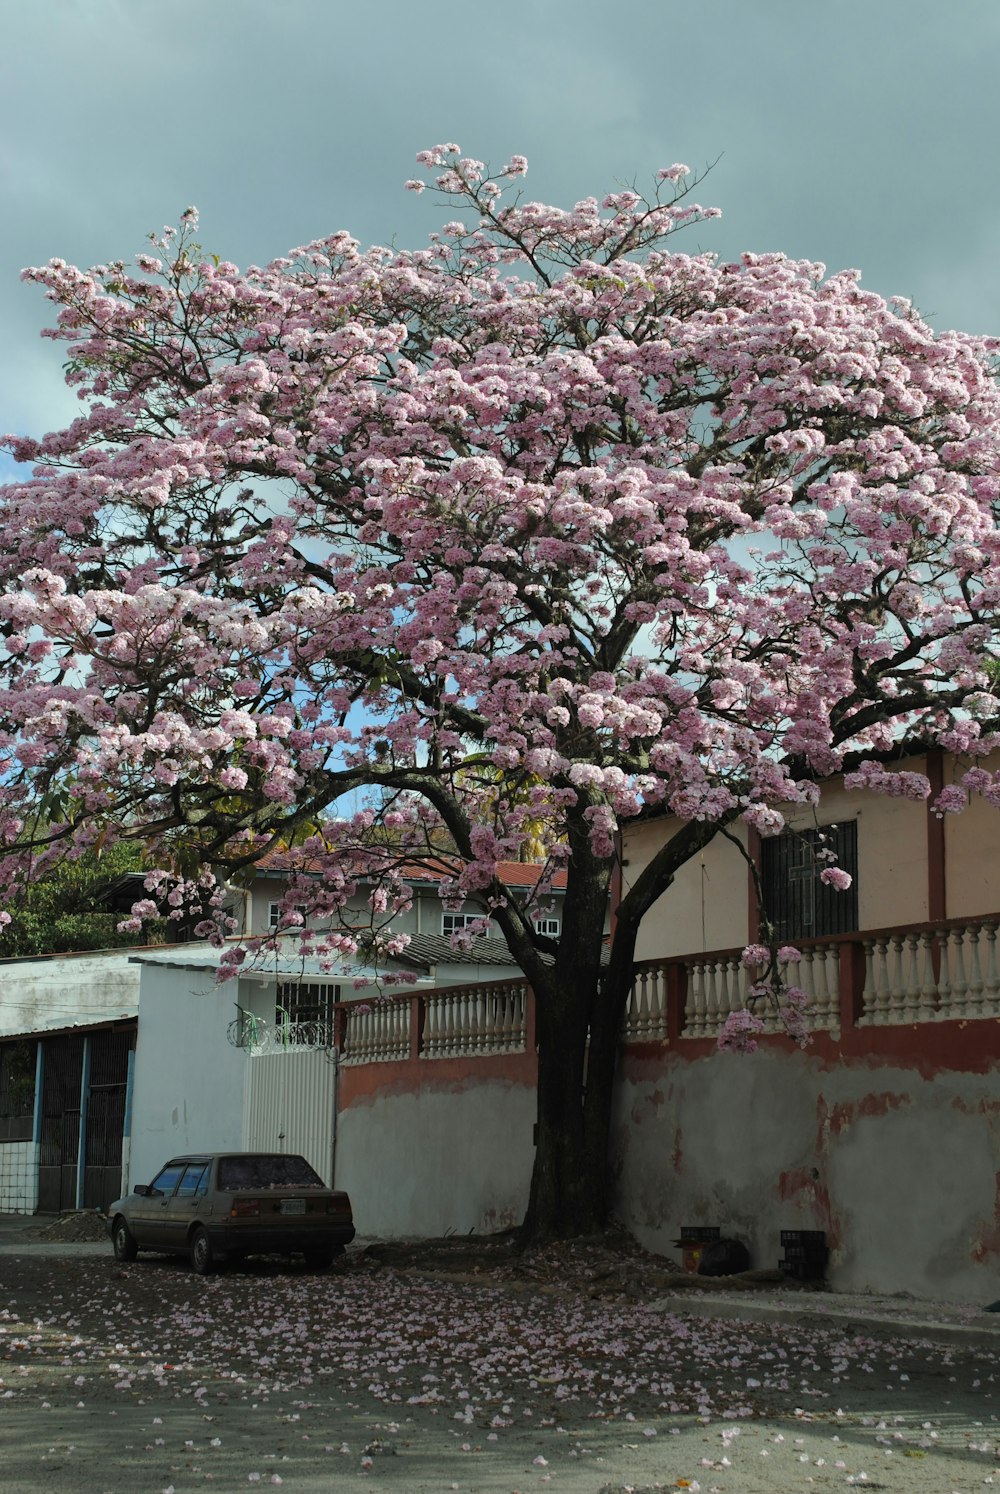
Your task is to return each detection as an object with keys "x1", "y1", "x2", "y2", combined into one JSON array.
[
  {"x1": 611, "y1": 1045, "x2": 1000, "y2": 1303},
  {"x1": 128, "y1": 963, "x2": 246, "y2": 1188},
  {"x1": 627, "y1": 818, "x2": 749, "y2": 960},
  {"x1": 335, "y1": 1072, "x2": 535, "y2": 1237},
  {"x1": 626, "y1": 750, "x2": 1000, "y2": 960}
]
